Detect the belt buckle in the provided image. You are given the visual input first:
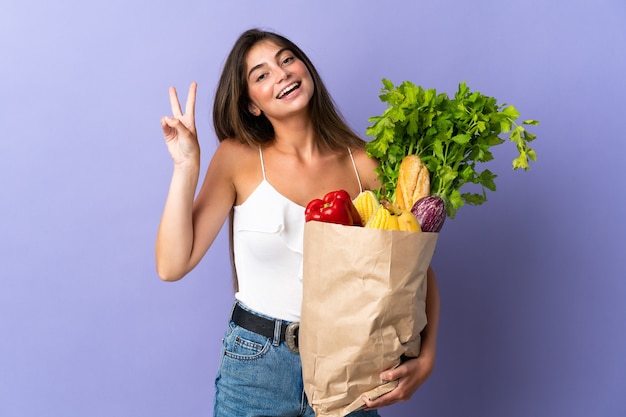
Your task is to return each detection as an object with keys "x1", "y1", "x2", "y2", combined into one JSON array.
[{"x1": 285, "y1": 322, "x2": 300, "y2": 354}]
